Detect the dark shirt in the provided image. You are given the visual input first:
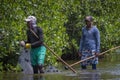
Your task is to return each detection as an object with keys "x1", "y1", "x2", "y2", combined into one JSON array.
[{"x1": 26, "y1": 27, "x2": 44, "y2": 48}]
